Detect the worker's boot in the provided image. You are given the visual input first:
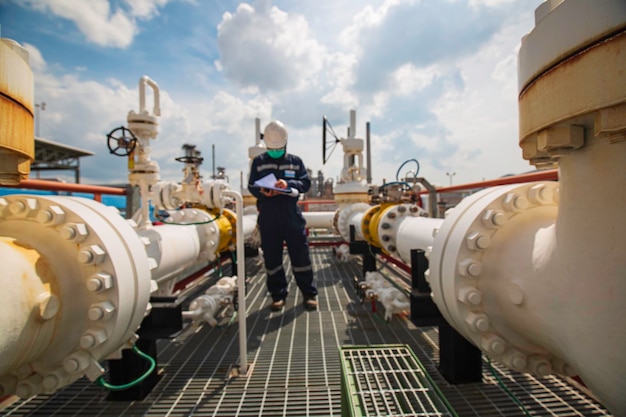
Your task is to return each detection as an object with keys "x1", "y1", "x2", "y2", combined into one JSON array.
[{"x1": 270, "y1": 299, "x2": 285, "y2": 311}]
